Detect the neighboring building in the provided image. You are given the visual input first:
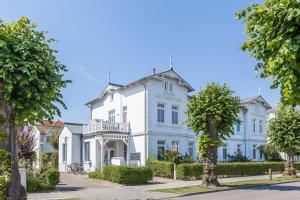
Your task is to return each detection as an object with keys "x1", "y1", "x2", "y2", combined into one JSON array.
[
  {"x1": 58, "y1": 123, "x2": 83, "y2": 172},
  {"x1": 58, "y1": 68, "x2": 273, "y2": 172},
  {"x1": 218, "y1": 96, "x2": 272, "y2": 162},
  {"x1": 32, "y1": 120, "x2": 64, "y2": 169}
]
